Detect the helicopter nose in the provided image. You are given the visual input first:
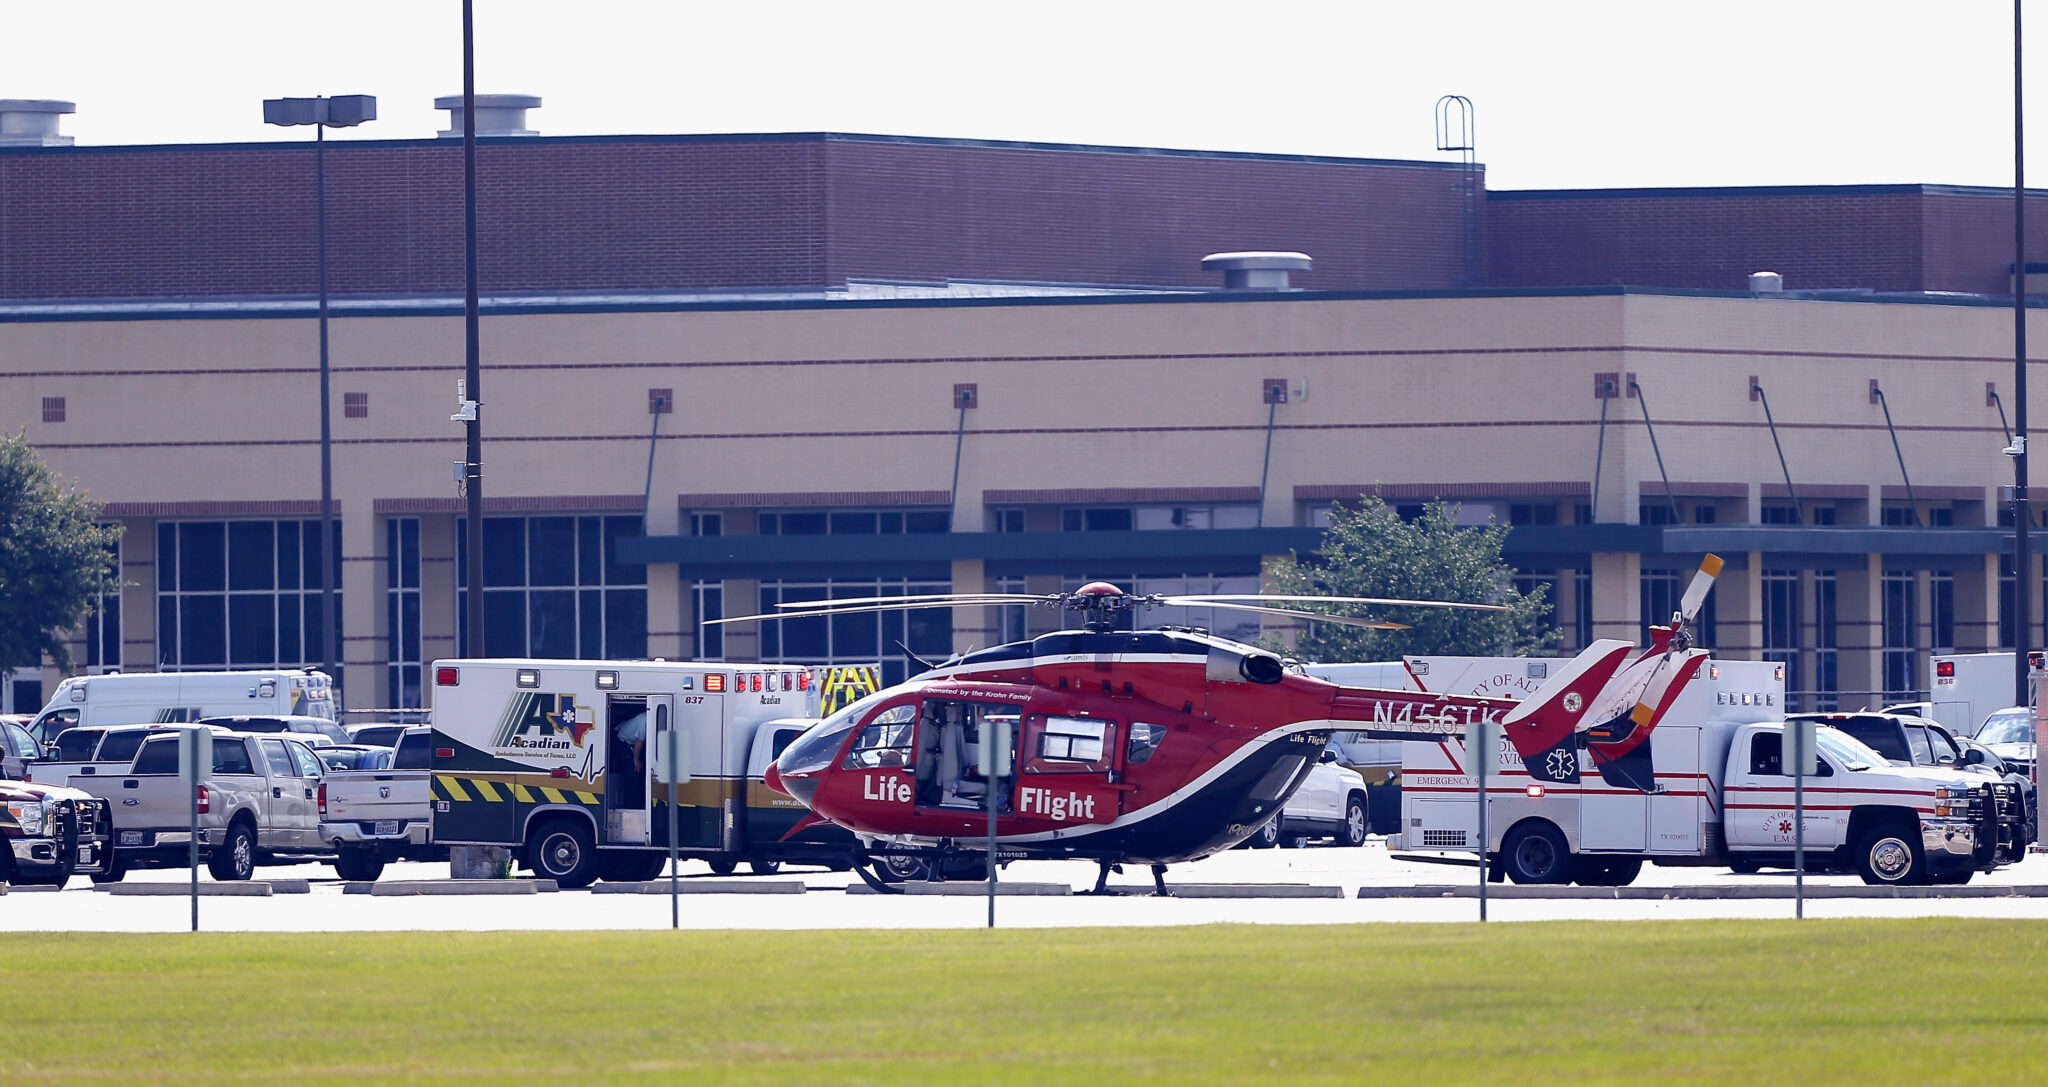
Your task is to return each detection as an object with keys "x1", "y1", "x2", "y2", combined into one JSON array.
[
  {"x1": 763, "y1": 762, "x2": 788, "y2": 796},
  {"x1": 778, "y1": 770, "x2": 821, "y2": 809}
]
